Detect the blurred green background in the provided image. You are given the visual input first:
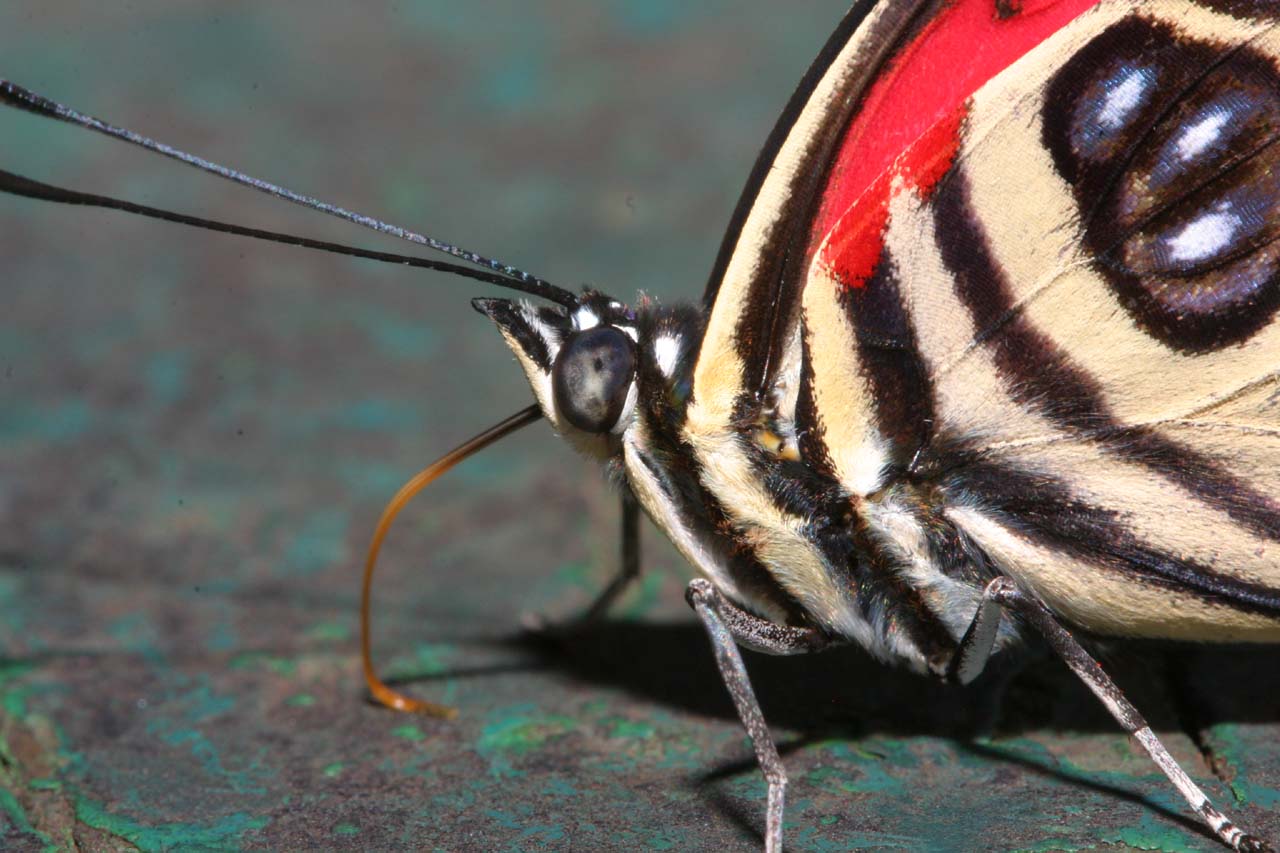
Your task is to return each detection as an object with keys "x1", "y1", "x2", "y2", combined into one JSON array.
[{"x1": 2, "y1": 3, "x2": 1277, "y2": 851}]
